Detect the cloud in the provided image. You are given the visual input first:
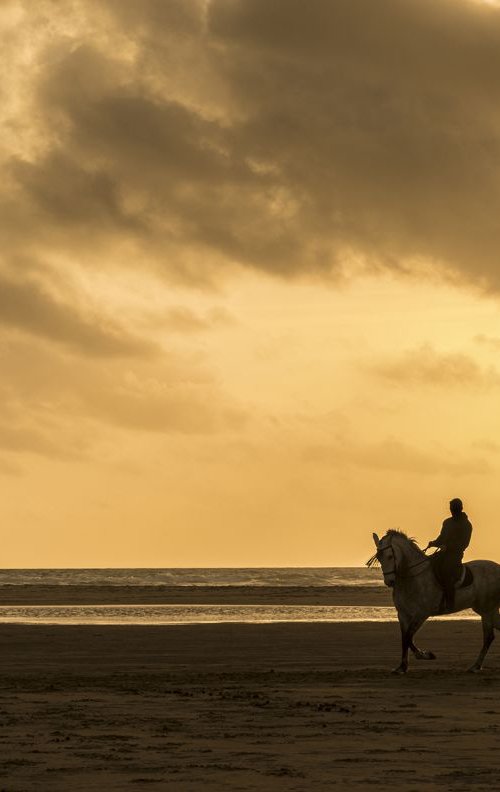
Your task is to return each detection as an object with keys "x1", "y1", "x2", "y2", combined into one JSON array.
[
  {"x1": 0, "y1": 457, "x2": 22, "y2": 477},
  {"x1": 3, "y1": 0, "x2": 500, "y2": 289},
  {"x1": 0, "y1": 386, "x2": 91, "y2": 465},
  {"x1": 159, "y1": 307, "x2": 234, "y2": 333},
  {"x1": 471, "y1": 438, "x2": 500, "y2": 454},
  {"x1": 3, "y1": 0, "x2": 500, "y2": 472},
  {"x1": 0, "y1": 421, "x2": 75, "y2": 459},
  {"x1": 474, "y1": 333, "x2": 500, "y2": 351},
  {"x1": 372, "y1": 345, "x2": 500, "y2": 387},
  {"x1": 208, "y1": 0, "x2": 500, "y2": 284},
  {"x1": 83, "y1": 380, "x2": 245, "y2": 434},
  {"x1": 0, "y1": 274, "x2": 156, "y2": 357},
  {"x1": 304, "y1": 435, "x2": 491, "y2": 476},
  {"x1": 0, "y1": 338, "x2": 246, "y2": 470}
]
